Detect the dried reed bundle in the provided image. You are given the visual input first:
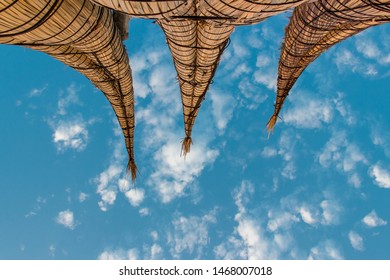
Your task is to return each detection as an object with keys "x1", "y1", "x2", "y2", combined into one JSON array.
[
  {"x1": 268, "y1": 0, "x2": 390, "y2": 132},
  {"x1": 89, "y1": 0, "x2": 307, "y2": 154},
  {"x1": 0, "y1": 0, "x2": 137, "y2": 180}
]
